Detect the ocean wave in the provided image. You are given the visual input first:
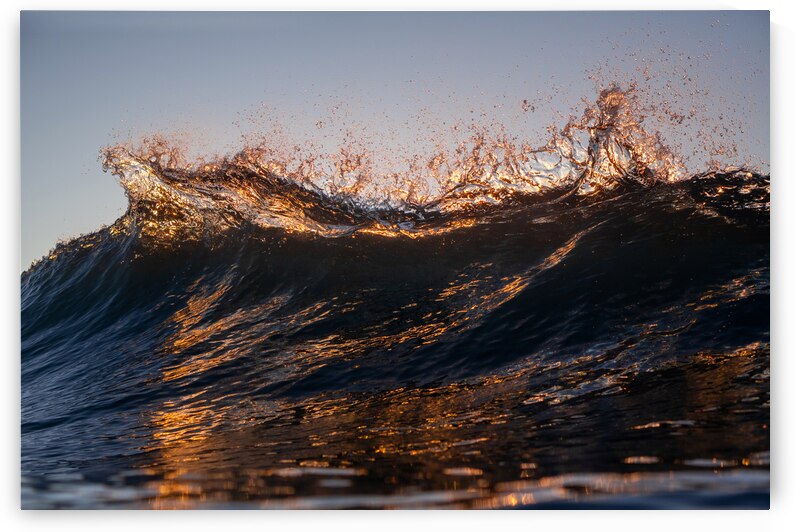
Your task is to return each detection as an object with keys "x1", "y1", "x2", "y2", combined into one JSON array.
[{"x1": 22, "y1": 84, "x2": 769, "y2": 509}]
